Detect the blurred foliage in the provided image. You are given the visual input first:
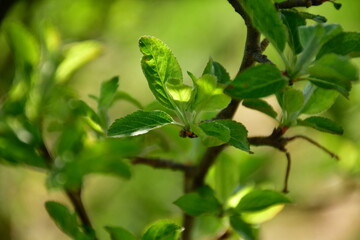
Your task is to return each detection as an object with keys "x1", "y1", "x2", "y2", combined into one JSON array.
[{"x1": 0, "y1": 1, "x2": 360, "y2": 240}]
